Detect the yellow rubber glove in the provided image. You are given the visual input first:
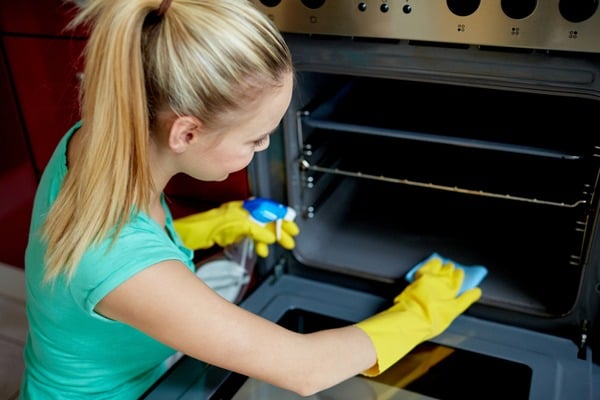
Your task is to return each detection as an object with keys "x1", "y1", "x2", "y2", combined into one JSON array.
[
  {"x1": 355, "y1": 257, "x2": 482, "y2": 376},
  {"x1": 173, "y1": 200, "x2": 299, "y2": 257}
]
